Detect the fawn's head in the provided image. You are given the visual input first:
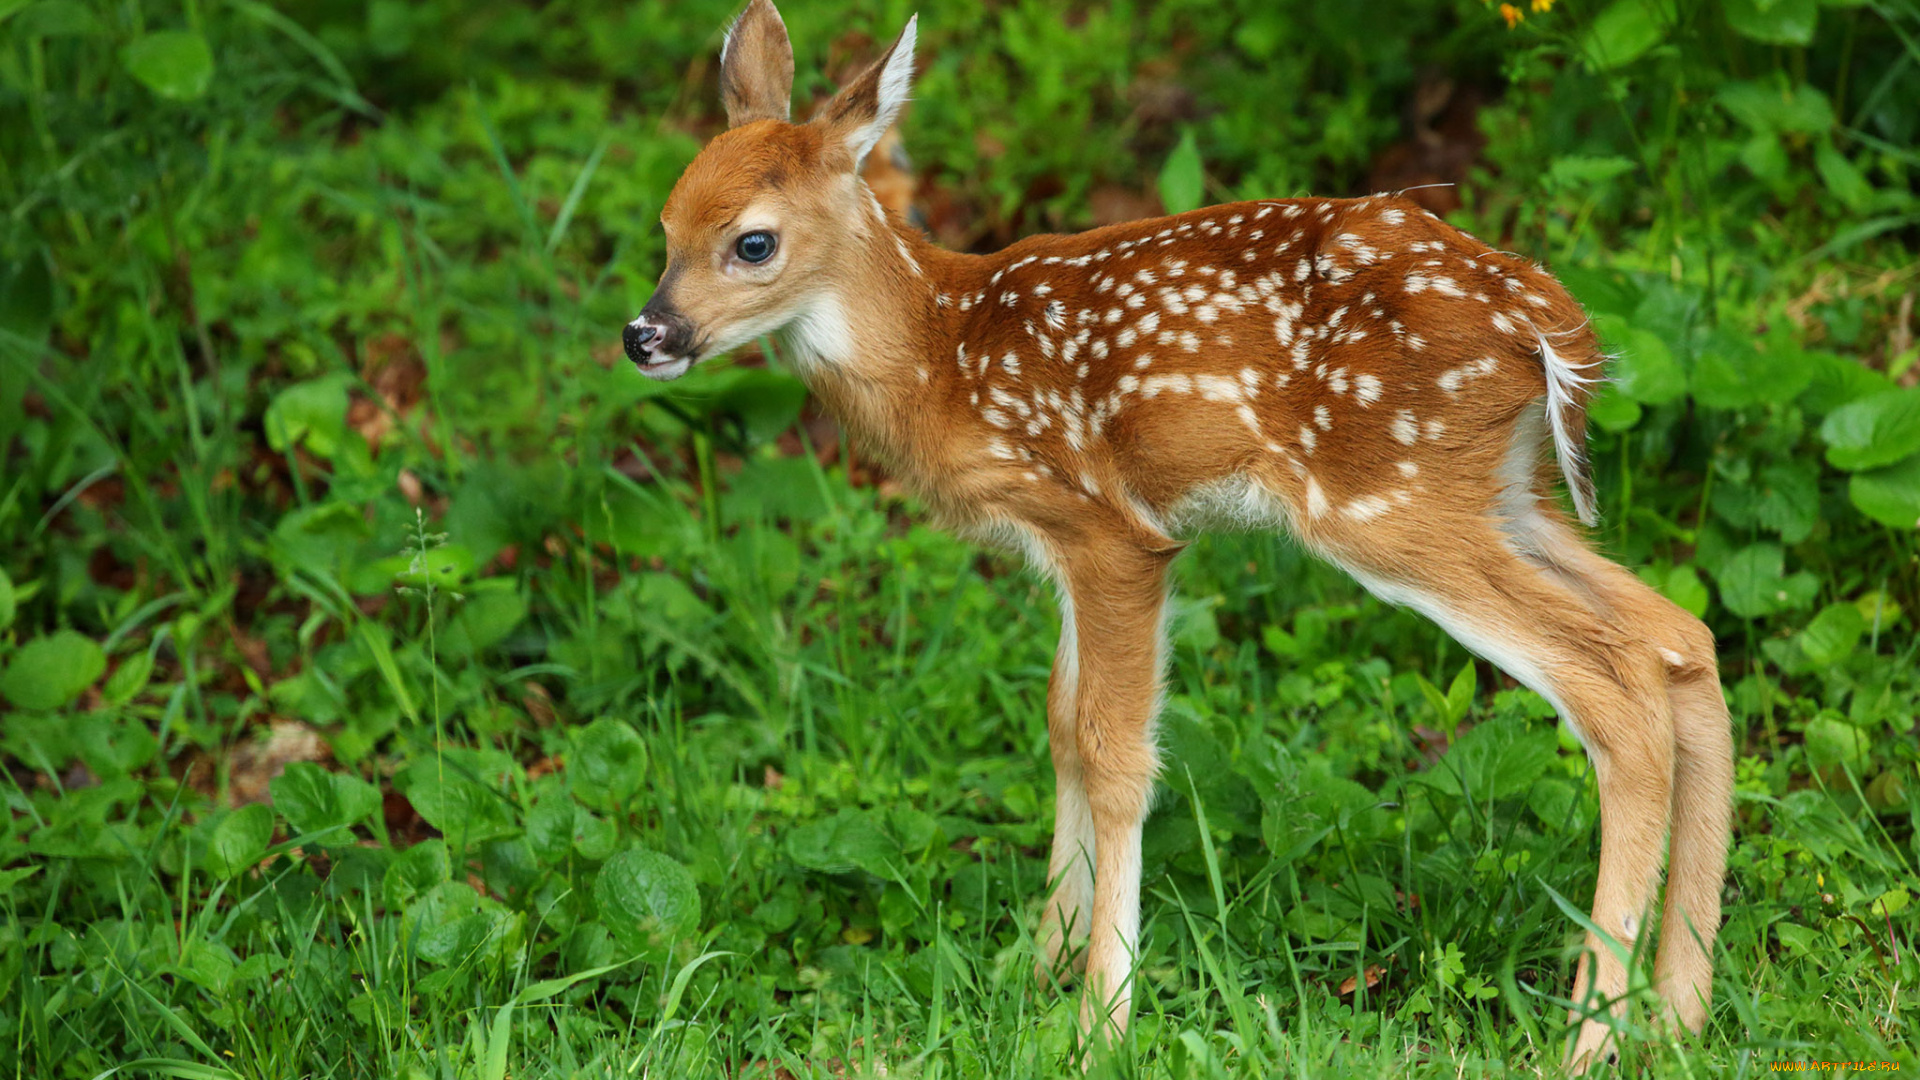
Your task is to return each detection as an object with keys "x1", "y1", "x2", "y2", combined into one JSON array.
[{"x1": 623, "y1": 0, "x2": 918, "y2": 380}]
